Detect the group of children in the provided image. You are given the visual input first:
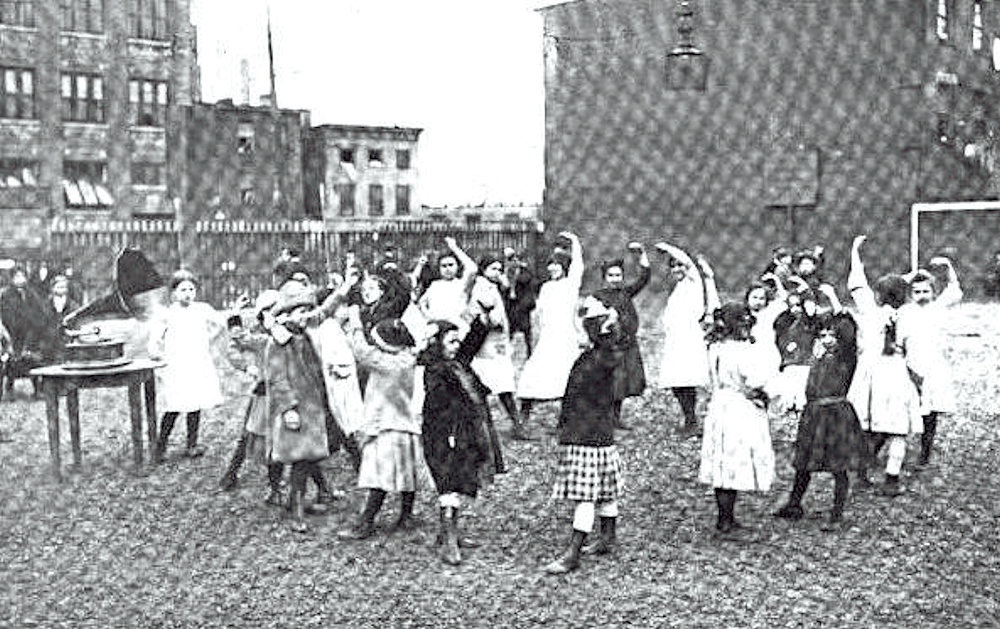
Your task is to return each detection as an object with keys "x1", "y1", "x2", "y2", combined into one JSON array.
[{"x1": 144, "y1": 232, "x2": 961, "y2": 573}]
